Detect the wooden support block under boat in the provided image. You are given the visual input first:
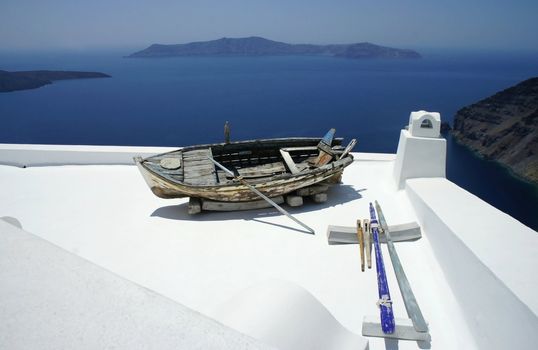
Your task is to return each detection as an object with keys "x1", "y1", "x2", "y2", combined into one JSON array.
[
  {"x1": 311, "y1": 193, "x2": 328, "y2": 203},
  {"x1": 286, "y1": 195, "x2": 304, "y2": 207},
  {"x1": 188, "y1": 197, "x2": 202, "y2": 214},
  {"x1": 201, "y1": 196, "x2": 285, "y2": 212}
]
